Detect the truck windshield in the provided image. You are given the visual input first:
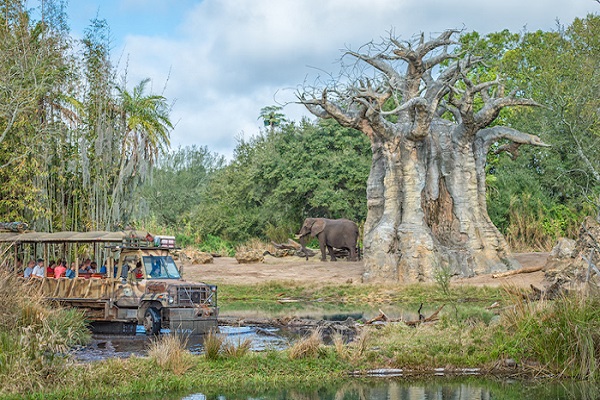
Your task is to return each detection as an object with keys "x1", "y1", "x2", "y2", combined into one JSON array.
[{"x1": 142, "y1": 256, "x2": 181, "y2": 279}]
